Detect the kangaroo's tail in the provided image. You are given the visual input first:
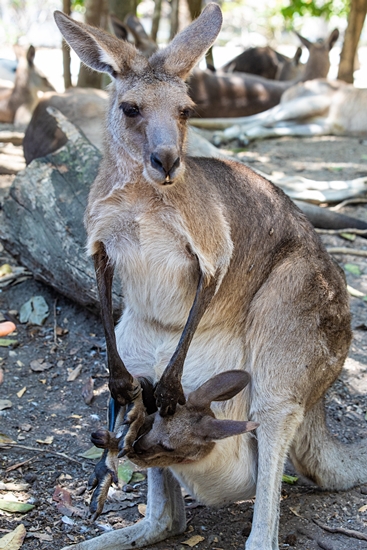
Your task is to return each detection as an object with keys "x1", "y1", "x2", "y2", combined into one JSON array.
[{"x1": 290, "y1": 399, "x2": 367, "y2": 491}]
